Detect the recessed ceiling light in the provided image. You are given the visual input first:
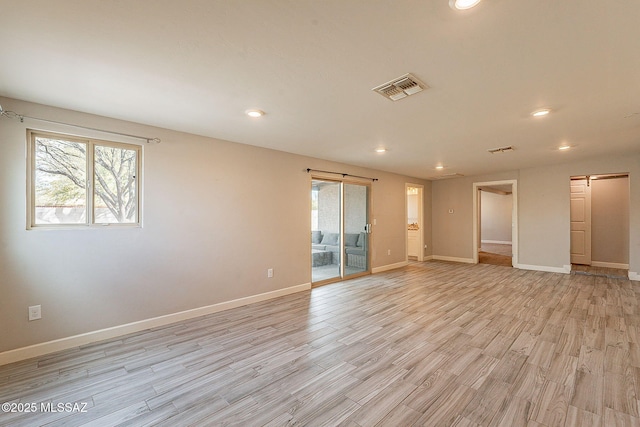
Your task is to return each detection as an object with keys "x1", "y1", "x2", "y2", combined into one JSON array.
[
  {"x1": 531, "y1": 108, "x2": 551, "y2": 117},
  {"x1": 246, "y1": 109, "x2": 265, "y2": 118},
  {"x1": 375, "y1": 148, "x2": 387, "y2": 153},
  {"x1": 435, "y1": 165, "x2": 444, "y2": 170},
  {"x1": 559, "y1": 145, "x2": 571, "y2": 151},
  {"x1": 450, "y1": 0, "x2": 482, "y2": 10}
]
